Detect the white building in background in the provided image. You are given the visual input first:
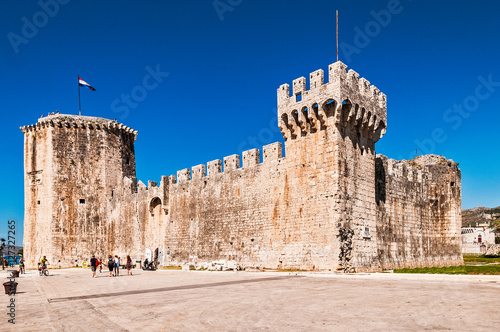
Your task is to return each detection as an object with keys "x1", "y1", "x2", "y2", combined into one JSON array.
[{"x1": 461, "y1": 227, "x2": 496, "y2": 254}]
